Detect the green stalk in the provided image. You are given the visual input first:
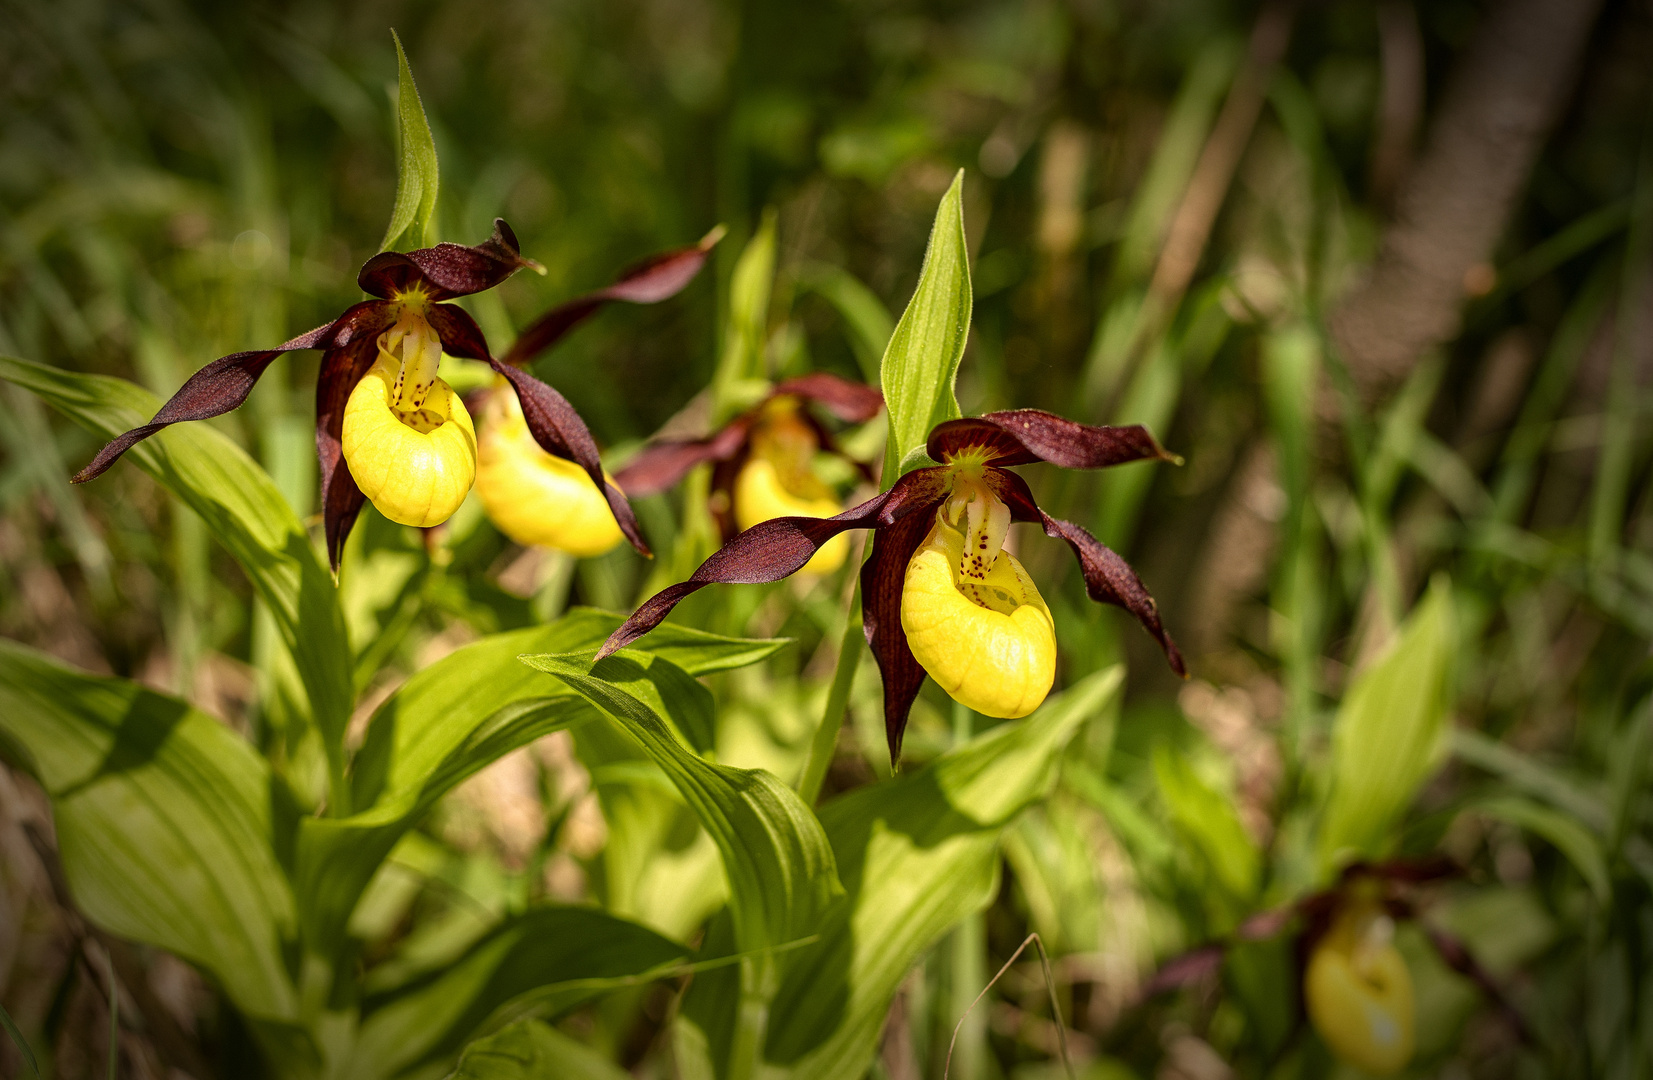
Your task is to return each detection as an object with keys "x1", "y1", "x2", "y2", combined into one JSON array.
[
  {"x1": 797, "y1": 580, "x2": 864, "y2": 805},
  {"x1": 948, "y1": 702, "x2": 987, "y2": 1080}
]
